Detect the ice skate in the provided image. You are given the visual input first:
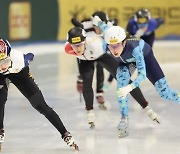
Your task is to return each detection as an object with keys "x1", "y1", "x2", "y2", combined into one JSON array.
[
  {"x1": 63, "y1": 132, "x2": 79, "y2": 151},
  {"x1": 96, "y1": 94, "x2": 107, "y2": 110},
  {"x1": 87, "y1": 110, "x2": 95, "y2": 129},
  {"x1": 0, "y1": 129, "x2": 5, "y2": 151},
  {"x1": 144, "y1": 106, "x2": 160, "y2": 124},
  {"x1": 117, "y1": 116, "x2": 129, "y2": 138}
]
